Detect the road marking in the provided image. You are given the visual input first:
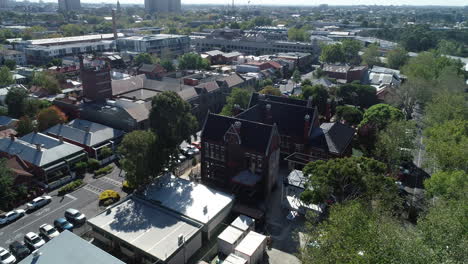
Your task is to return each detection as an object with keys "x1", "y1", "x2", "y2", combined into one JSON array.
[
  {"x1": 99, "y1": 176, "x2": 122, "y2": 187},
  {"x1": 13, "y1": 198, "x2": 76, "y2": 233},
  {"x1": 65, "y1": 194, "x2": 77, "y2": 200},
  {"x1": 83, "y1": 185, "x2": 103, "y2": 195}
]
